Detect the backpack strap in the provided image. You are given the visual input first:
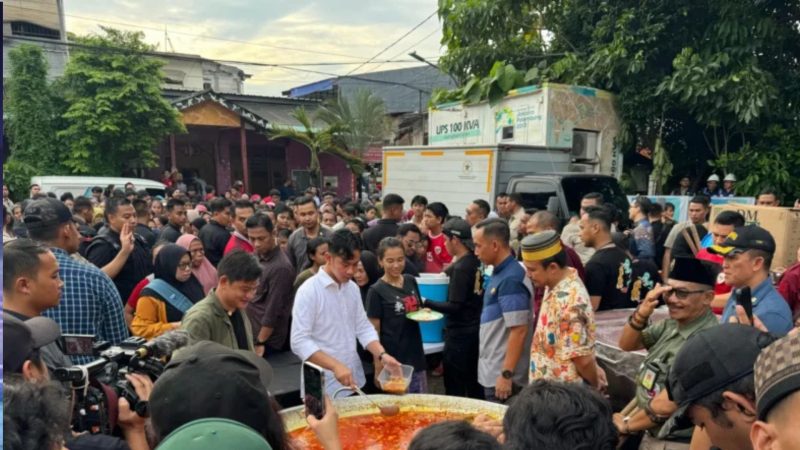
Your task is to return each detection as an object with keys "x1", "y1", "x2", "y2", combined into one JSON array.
[{"x1": 146, "y1": 279, "x2": 194, "y2": 314}]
